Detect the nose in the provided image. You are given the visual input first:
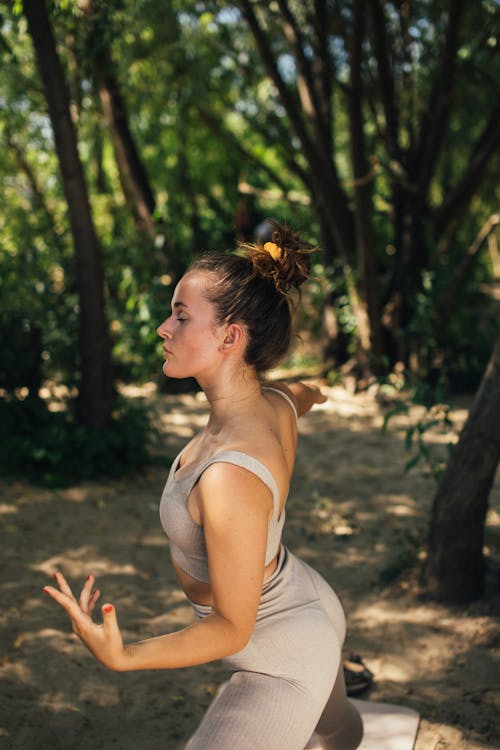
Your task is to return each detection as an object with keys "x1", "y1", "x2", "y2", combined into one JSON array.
[{"x1": 157, "y1": 316, "x2": 173, "y2": 340}]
